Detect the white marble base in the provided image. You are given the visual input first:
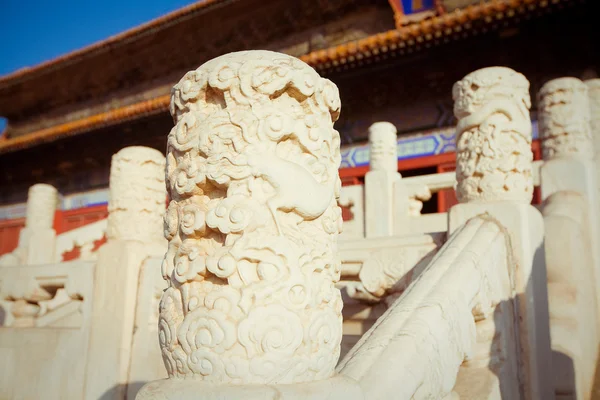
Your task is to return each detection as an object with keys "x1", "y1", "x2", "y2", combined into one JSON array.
[{"x1": 136, "y1": 375, "x2": 363, "y2": 400}]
